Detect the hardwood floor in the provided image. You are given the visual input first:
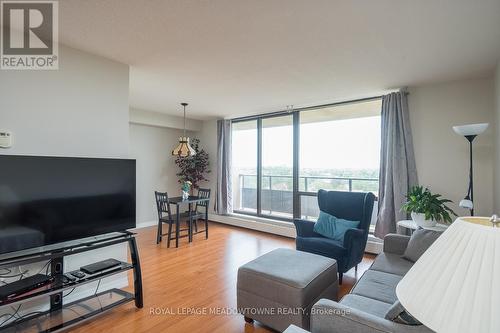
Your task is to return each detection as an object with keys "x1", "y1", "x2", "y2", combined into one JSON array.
[{"x1": 70, "y1": 222, "x2": 374, "y2": 333}]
